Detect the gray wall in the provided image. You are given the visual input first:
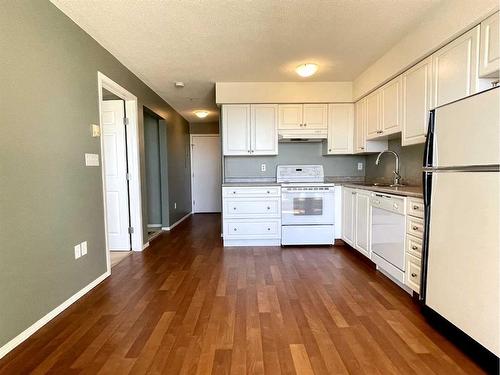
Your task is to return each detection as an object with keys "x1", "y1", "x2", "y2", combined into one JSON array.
[
  {"x1": 190, "y1": 122, "x2": 219, "y2": 134},
  {"x1": 0, "y1": 0, "x2": 190, "y2": 348},
  {"x1": 365, "y1": 138, "x2": 424, "y2": 186},
  {"x1": 144, "y1": 112, "x2": 162, "y2": 225},
  {"x1": 224, "y1": 143, "x2": 365, "y2": 178}
]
